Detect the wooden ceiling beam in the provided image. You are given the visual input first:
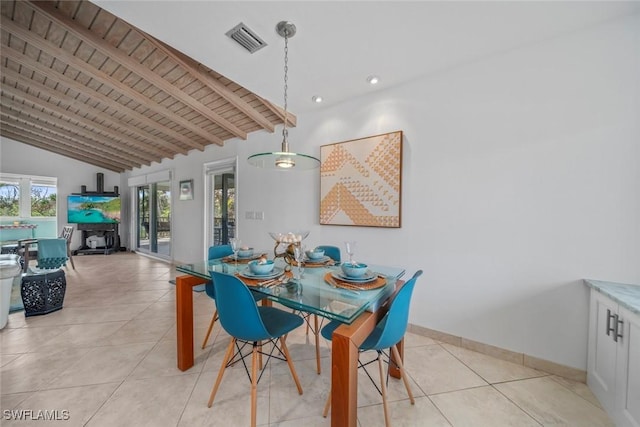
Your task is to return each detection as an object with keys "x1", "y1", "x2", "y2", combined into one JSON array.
[
  {"x1": 152, "y1": 37, "x2": 276, "y2": 133},
  {"x1": 29, "y1": 1, "x2": 248, "y2": 140},
  {"x1": 0, "y1": 119, "x2": 138, "y2": 172},
  {"x1": 1, "y1": 17, "x2": 218, "y2": 147},
  {"x1": 2, "y1": 67, "x2": 177, "y2": 159},
  {"x1": 0, "y1": 124, "x2": 129, "y2": 172},
  {"x1": 1, "y1": 104, "x2": 147, "y2": 168},
  {"x1": 2, "y1": 46, "x2": 190, "y2": 155},
  {"x1": 1, "y1": 86, "x2": 161, "y2": 164},
  {"x1": 259, "y1": 97, "x2": 297, "y2": 127}
]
